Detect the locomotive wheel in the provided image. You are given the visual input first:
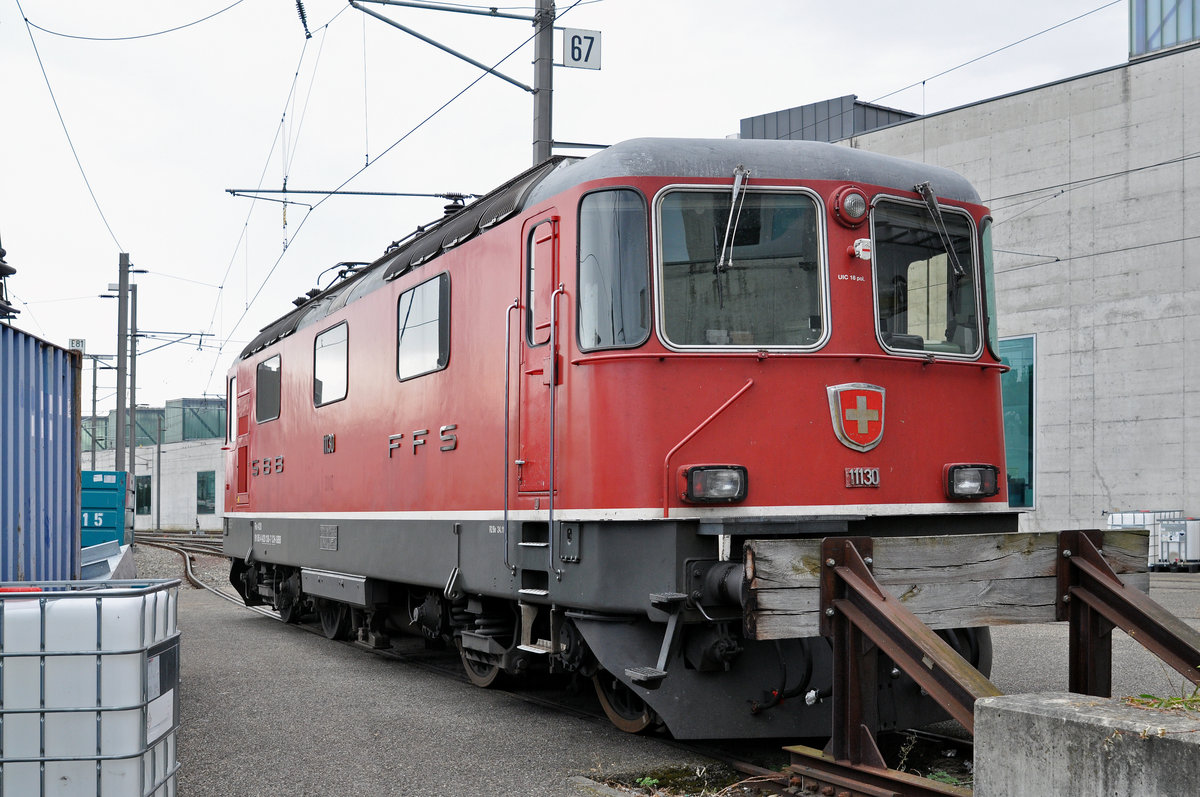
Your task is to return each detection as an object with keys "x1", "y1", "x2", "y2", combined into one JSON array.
[
  {"x1": 460, "y1": 648, "x2": 504, "y2": 688},
  {"x1": 277, "y1": 597, "x2": 302, "y2": 624},
  {"x1": 318, "y1": 600, "x2": 352, "y2": 641},
  {"x1": 592, "y1": 670, "x2": 659, "y2": 734},
  {"x1": 275, "y1": 572, "x2": 303, "y2": 624}
]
